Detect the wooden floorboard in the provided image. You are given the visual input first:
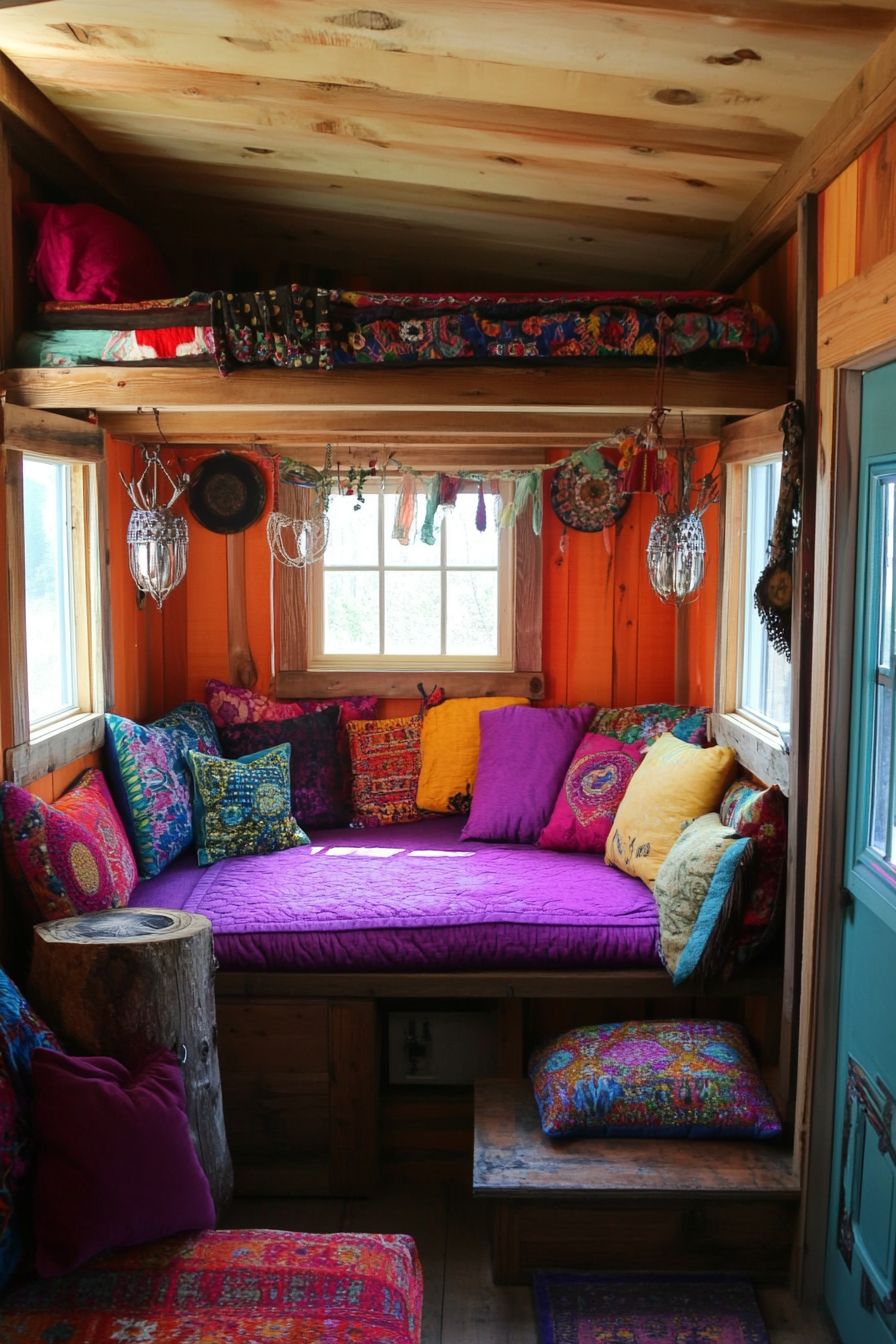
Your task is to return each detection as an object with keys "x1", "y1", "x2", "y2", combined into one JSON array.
[{"x1": 223, "y1": 1182, "x2": 841, "y2": 1343}]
